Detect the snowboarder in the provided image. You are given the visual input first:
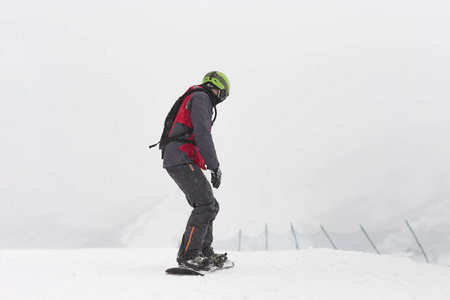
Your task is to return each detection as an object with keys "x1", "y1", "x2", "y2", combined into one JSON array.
[{"x1": 162, "y1": 71, "x2": 230, "y2": 271}]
